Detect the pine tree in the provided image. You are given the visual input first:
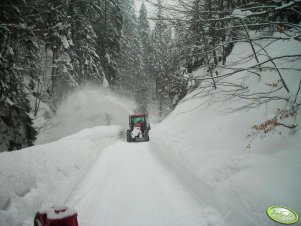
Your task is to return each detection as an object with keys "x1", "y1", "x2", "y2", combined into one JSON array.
[
  {"x1": 164, "y1": 24, "x2": 189, "y2": 108},
  {"x1": 138, "y1": 1, "x2": 151, "y2": 50},
  {"x1": 93, "y1": 0, "x2": 123, "y2": 87},
  {"x1": 138, "y1": 1, "x2": 155, "y2": 102},
  {"x1": 0, "y1": 0, "x2": 37, "y2": 151},
  {"x1": 69, "y1": 0, "x2": 104, "y2": 84},
  {"x1": 118, "y1": 0, "x2": 147, "y2": 112},
  {"x1": 33, "y1": 0, "x2": 80, "y2": 106},
  {"x1": 151, "y1": 0, "x2": 172, "y2": 116}
]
